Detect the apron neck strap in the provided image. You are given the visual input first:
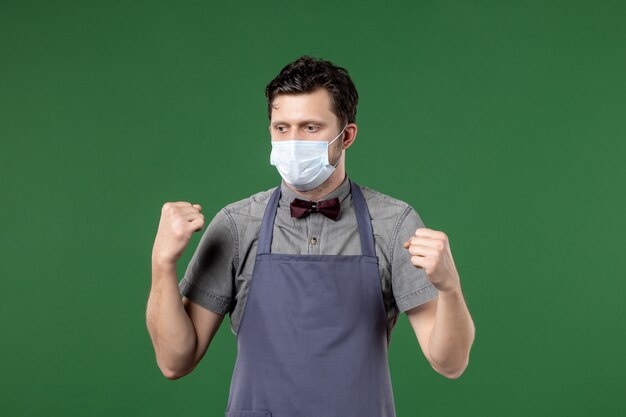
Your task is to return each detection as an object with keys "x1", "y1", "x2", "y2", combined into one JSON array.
[
  {"x1": 257, "y1": 179, "x2": 376, "y2": 257},
  {"x1": 349, "y1": 179, "x2": 377, "y2": 257}
]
